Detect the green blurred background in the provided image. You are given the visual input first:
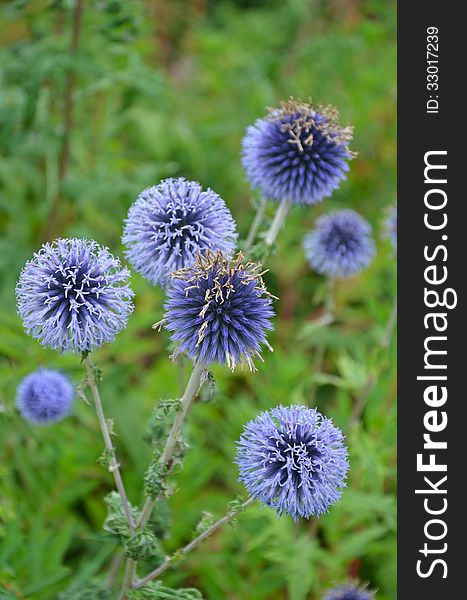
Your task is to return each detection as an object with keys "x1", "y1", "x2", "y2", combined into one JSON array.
[{"x1": 0, "y1": 1, "x2": 396, "y2": 598}]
